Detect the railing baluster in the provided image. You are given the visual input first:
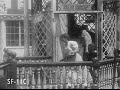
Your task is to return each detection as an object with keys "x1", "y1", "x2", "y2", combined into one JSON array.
[
  {"x1": 109, "y1": 64, "x2": 111, "y2": 89},
  {"x1": 115, "y1": 64, "x2": 117, "y2": 88},
  {"x1": 104, "y1": 65, "x2": 106, "y2": 89},
  {"x1": 17, "y1": 67, "x2": 19, "y2": 87},
  {"x1": 103, "y1": 66, "x2": 105, "y2": 89},
  {"x1": 81, "y1": 66, "x2": 85, "y2": 88},
  {"x1": 43, "y1": 67, "x2": 47, "y2": 89},
  {"x1": 117, "y1": 63, "x2": 120, "y2": 89},
  {"x1": 62, "y1": 66, "x2": 65, "y2": 89},
  {"x1": 111, "y1": 63, "x2": 114, "y2": 88},
  {"x1": 56, "y1": 66, "x2": 59, "y2": 89},
  {"x1": 26, "y1": 68, "x2": 29, "y2": 89},
  {"x1": 76, "y1": 66, "x2": 79, "y2": 89},
  {"x1": 29, "y1": 67, "x2": 32, "y2": 88},
  {"x1": 32, "y1": 68, "x2": 35, "y2": 89},
  {"x1": 60, "y1": 66, "x2": 63, "y2": 89},
  {"x1": 116, "y1": 63, "x2": 119, "y2": 88},
  {"x1": 37, "y1": 68, "x2": 41, "y2": 89},
  {"x1": 106, "y1": 65, "x2": 108, "y2": 88},
  {"x1": 108, "y1": 64, "x2": 110, "y2": 89},
  {"x1": 23, "y1": 67, "x2": 26, "y2": 87},
  {"x1": 87, "y1": 66, "x2": 91, "y2": 89},
  {"x1": 49, "y1": 67, "x2": 52, "y2": 89},
  {"x1": 71, "y1": 66, "x2": 74, "y2": 89},
  {"x1": 107, "y1": 64, "x2": 109, "y2": 89},
  {"x1": 110, "y1": 64, "x2": 112, "y2": 88},
  {"x1": 65, "y1": 66, "x2": 69, "y2": 89},
  {"x1": 100, "y1": 65, "x2": 103, "y2": 89},
  {"x1": 54, "y1": 67, "x2": 58, "y2": 89},
  {"x1": 20, "y1": 68, "x2": 22, "y2": 86},
  {"x1": 108, "y1": 64, "x2": 111, "y2": 89}
]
